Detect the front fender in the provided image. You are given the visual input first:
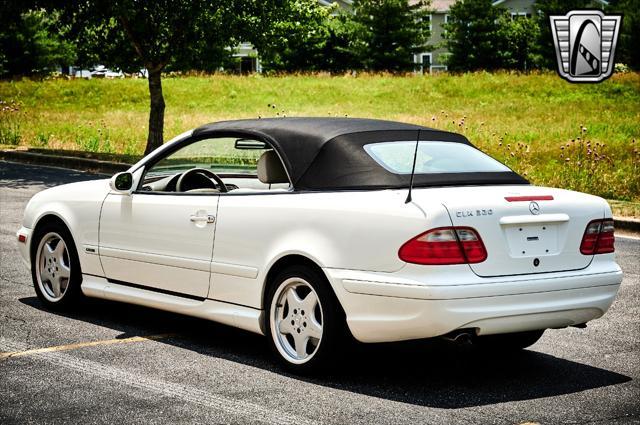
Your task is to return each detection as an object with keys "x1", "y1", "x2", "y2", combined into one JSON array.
[{"x1": 21, "y1": 179, "x2": 111, "y2": 276}]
